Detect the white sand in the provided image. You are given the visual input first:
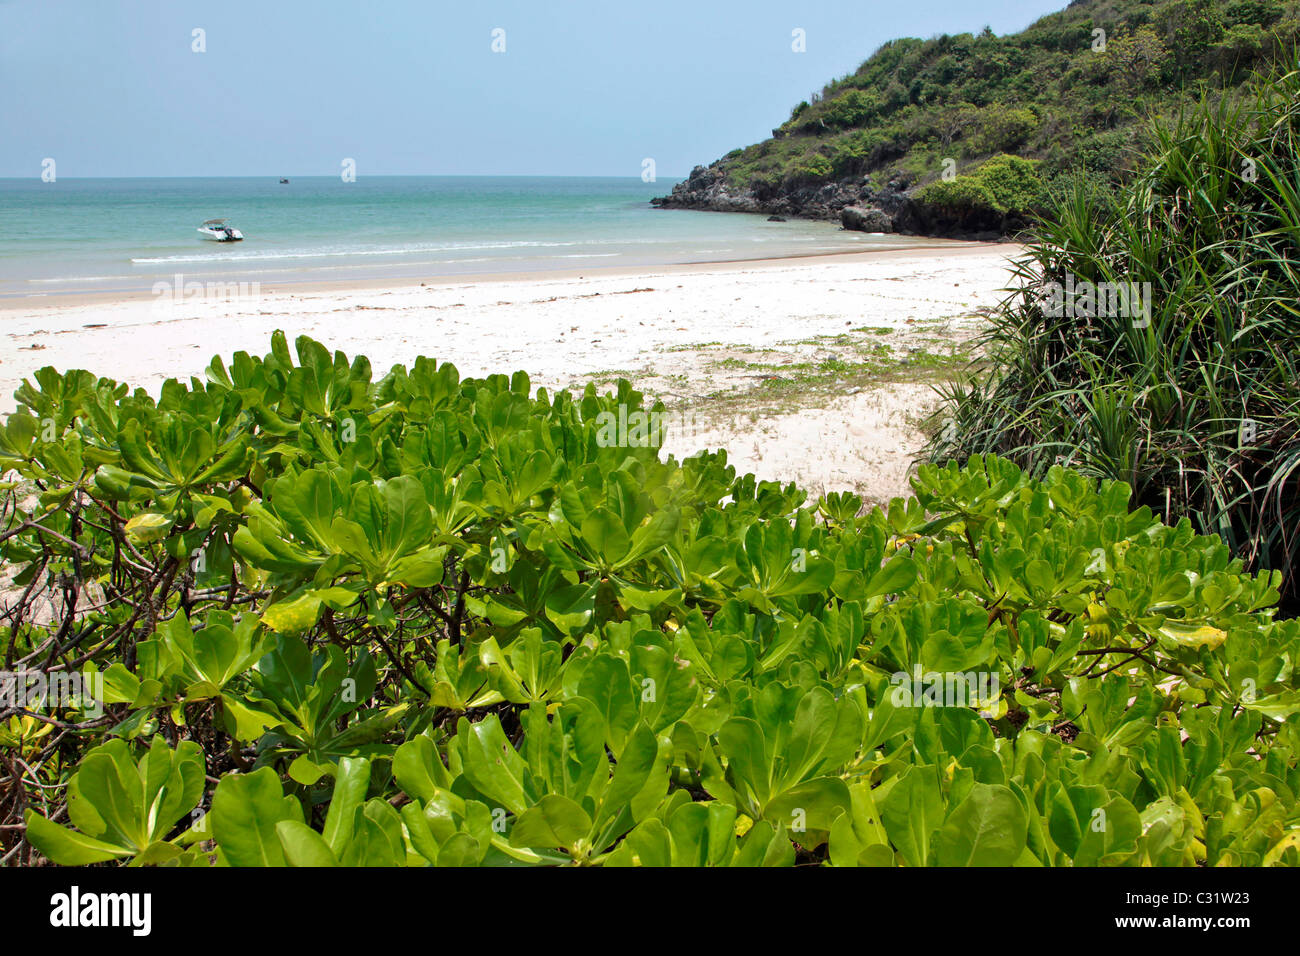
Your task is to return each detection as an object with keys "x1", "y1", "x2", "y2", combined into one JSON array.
[{"x1": 0, "y1": 245, "x2": 1022, "y2": 504}]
